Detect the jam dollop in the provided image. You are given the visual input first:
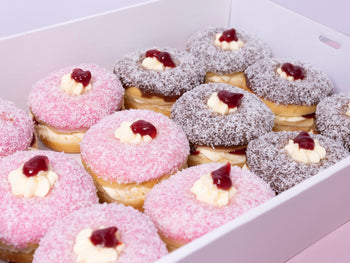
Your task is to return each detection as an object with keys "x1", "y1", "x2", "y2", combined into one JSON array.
[
  {"x1": 145, "y1": 49, "x2": 161, "y2": 58},
  {"x1": 302, "y1": 113, "x2": 315, "y2": 119},
  {"x1": 90, "y1": 227, "x2": 120, "y2": 248},
  {"x1": 32, "y1": 116, "x2": 39, "y2": 125},
  {"x1": 281, "y1": 63, "x2": 305, "y2": 80},
  {"x1": 22, "y1": 155, "x2": 49, "y2": 177},
  {"x1": 145, "y1": 49, "x2": 176, "y2": 68},
  {"x1": 229, "y1": 148, "x2": 246, "y2": 155},
  {"x1": 217, "y1": 90, "x2": 244, "y2": 108},
  {"x1": 211, "y1": 163, "x2": 232, "y2": 190},
  {"x1": 71, "y1": 68, "x2": 92, "y2": 87},
  {"x1": 293, "y1": 131, "x2": 314, "y2": 150},
  {"x1": 30, "y1": 133, "x2": 36, "y2": 147},
  {"x1": 131, "y1": 120, "x2": 157, "y2": 139},
  {"x1": 219, "y1": 28, "x2": 238, "y2": 43},
  {"x1": 190, "y1": 145, "x2": 200, "y2": 155}
]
